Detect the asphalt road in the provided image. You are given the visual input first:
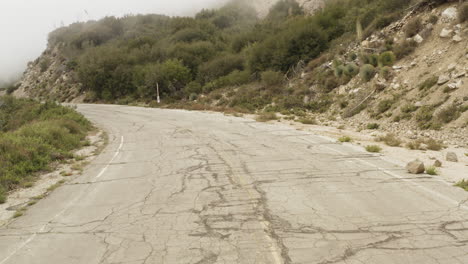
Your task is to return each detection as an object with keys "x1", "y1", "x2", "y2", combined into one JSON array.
[{"x1": 1, "y1": 104, "x2": 467, "y2": 264}]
